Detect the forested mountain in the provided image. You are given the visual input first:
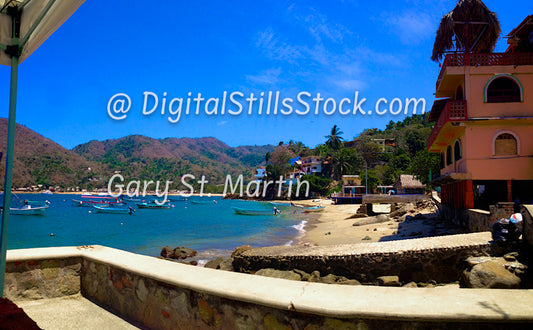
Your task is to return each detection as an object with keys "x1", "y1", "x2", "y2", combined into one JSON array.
[
  {"x1": 73, "y1": 135, "x2": 274, "y2": 186},
  {"x1": 0, "y1": 114, "x2": 436, "y2": 192},
  {"x1": 0, "y1": 118, "x2": 104, "y2": 189}
]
